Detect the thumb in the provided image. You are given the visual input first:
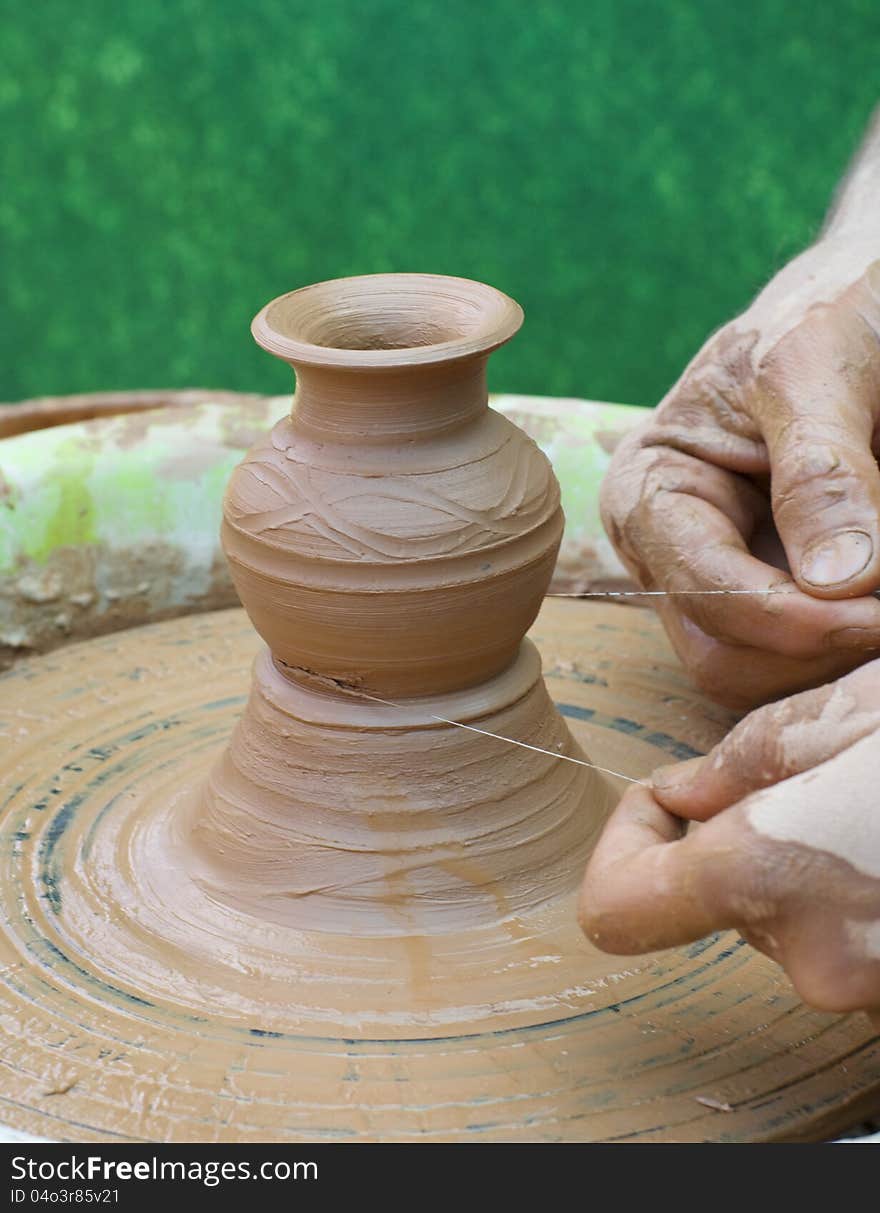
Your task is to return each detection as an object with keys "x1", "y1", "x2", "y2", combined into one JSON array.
[
  {"x1": 578, "y1": 785, "x2": 731, "y2": 954},
  {"x1": 760, "y1": 312, "x2": 880, "y2": 597},
  {"x1": 651, "y1": 661, "x2": 880, "y2": 819}
]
